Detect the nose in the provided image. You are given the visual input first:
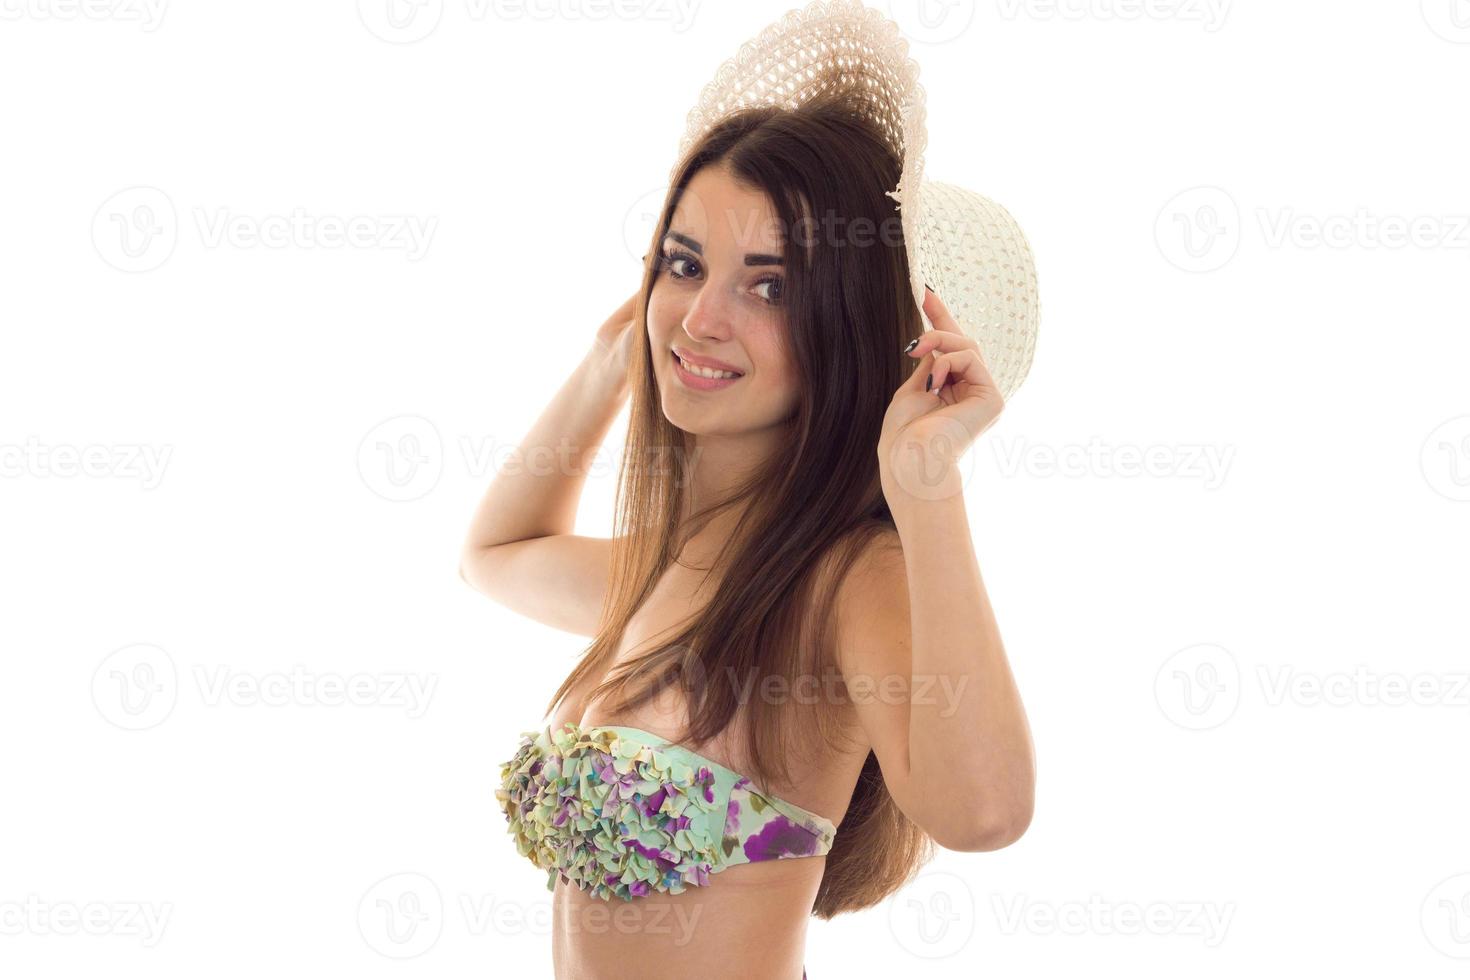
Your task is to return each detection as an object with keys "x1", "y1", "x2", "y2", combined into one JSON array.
[{"x1": 680, "y1": 281, "x2": 734, "y2": 345}]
